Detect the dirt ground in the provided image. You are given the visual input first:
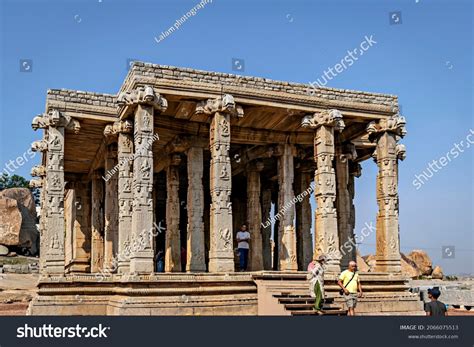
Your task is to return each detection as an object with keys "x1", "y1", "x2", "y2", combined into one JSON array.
[{"x1": 0, "y1": 273, "x2": 38, "y2": 315}]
